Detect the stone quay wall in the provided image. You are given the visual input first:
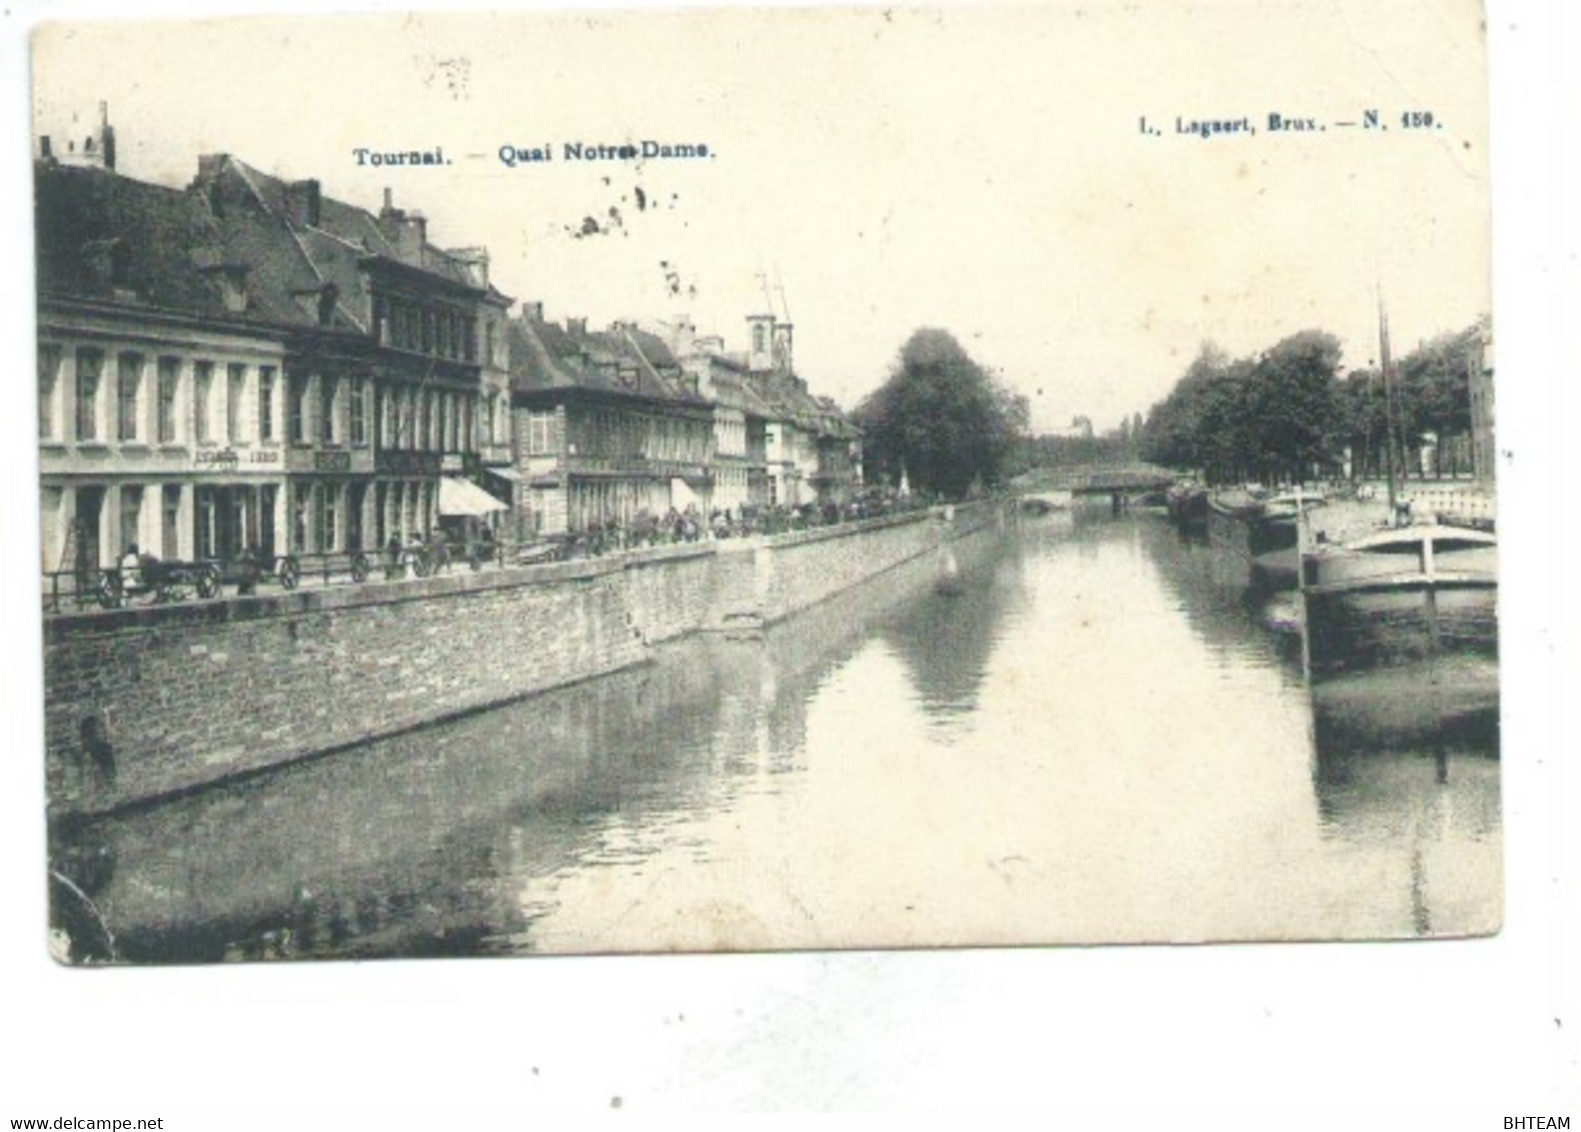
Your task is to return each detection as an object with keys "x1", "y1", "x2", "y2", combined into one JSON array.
[{"x1": 44, "y1": 503, "x2": 1000, "y2": 815}]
